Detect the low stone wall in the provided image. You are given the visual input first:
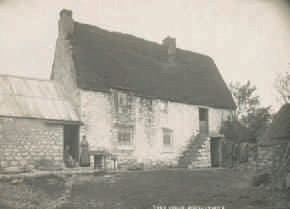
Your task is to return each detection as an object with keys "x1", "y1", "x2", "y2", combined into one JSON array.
[
  {"x1": 0, "y1": 118, "x2": 64, "y2": 168},
  {"x1": 256, "y1": 145, "x2": 272, "y2": 172},
  {"x1": 247, "y1": 143, "x2": 257, "y2": 169}
]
